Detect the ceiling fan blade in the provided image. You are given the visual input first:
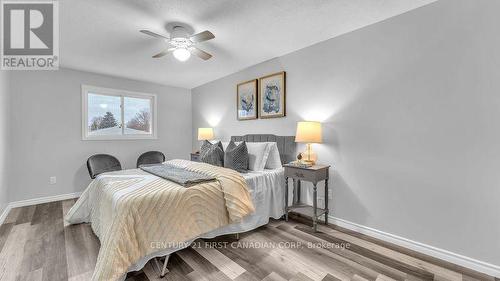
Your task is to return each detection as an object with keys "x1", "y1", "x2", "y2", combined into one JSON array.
[
  {"x1": 190, "y1": 30, "x2": 215, "y2": 43},
  {"x1": 140, "y1": 29, "x2": 169, "y2": 40},
  {"x1": 152, "y1": 48, "x2": 175, "y2": 58},
  {"x1": 190, "y1": 47, "x2": 213, "y2": 60}
]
